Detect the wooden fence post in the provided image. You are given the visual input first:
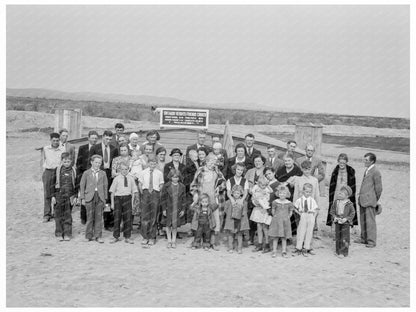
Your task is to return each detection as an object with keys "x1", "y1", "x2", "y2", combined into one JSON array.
[{"x1": 54, "y1": 109, "x2": 82, "y2": 139}]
